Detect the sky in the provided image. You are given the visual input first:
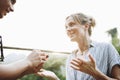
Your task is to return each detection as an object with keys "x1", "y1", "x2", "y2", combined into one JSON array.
[{"x1": 0, "y1": 0, "x2": 120, "y2": 55}]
